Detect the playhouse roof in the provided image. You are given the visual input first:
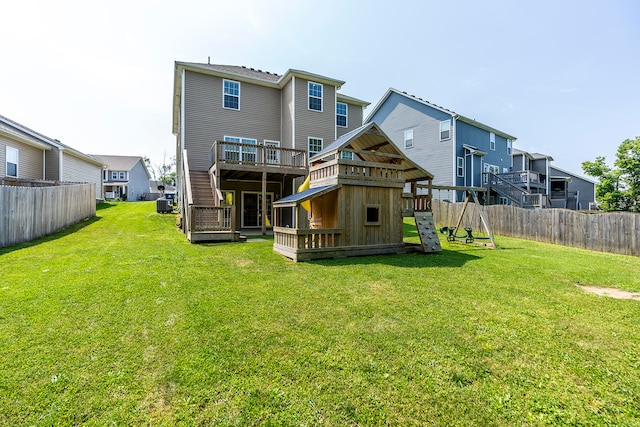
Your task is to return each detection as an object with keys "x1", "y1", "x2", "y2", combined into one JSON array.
[
  {"x1": 311, "y1": 122, "x2": 433, "y2": 182},
  {"x1": 274, "y1": 184, "x2": 341, "y2": 207}
]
